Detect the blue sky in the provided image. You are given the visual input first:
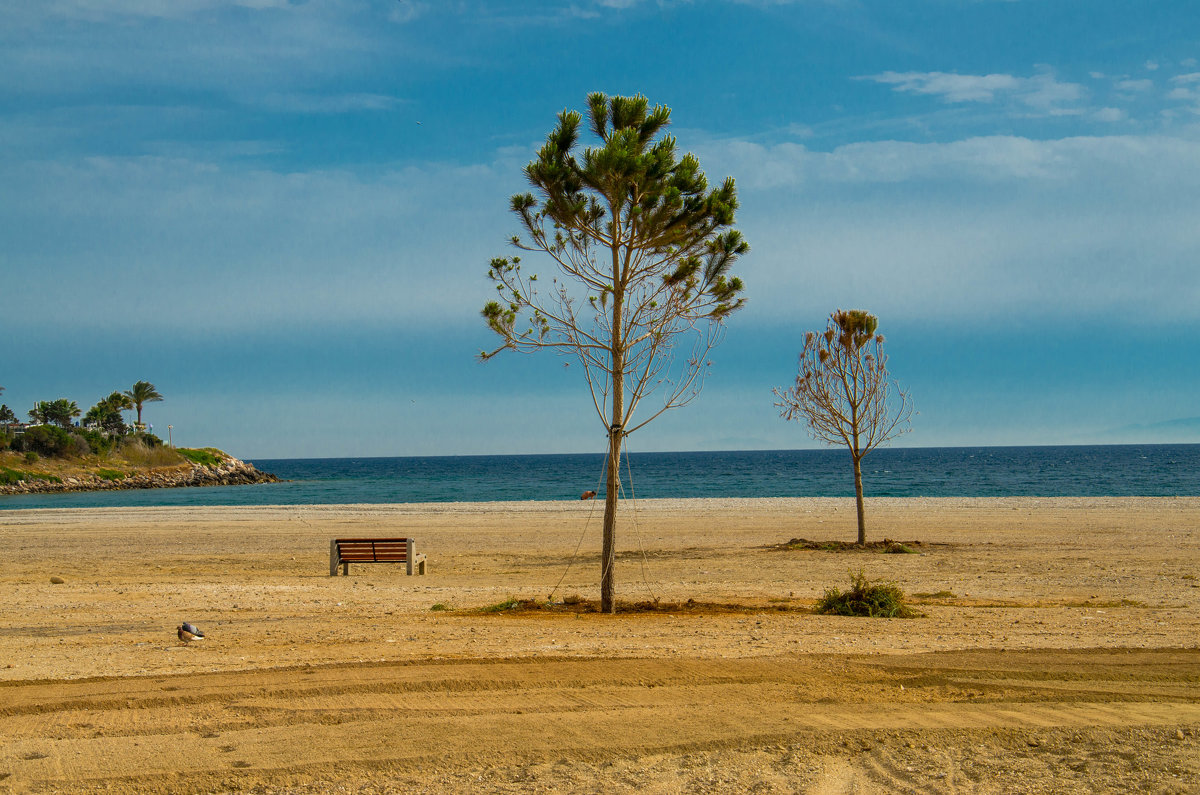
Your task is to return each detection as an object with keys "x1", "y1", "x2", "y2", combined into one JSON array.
[{"x1": 2, "y1": 0, "x2": 1198, "y2": 458}]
